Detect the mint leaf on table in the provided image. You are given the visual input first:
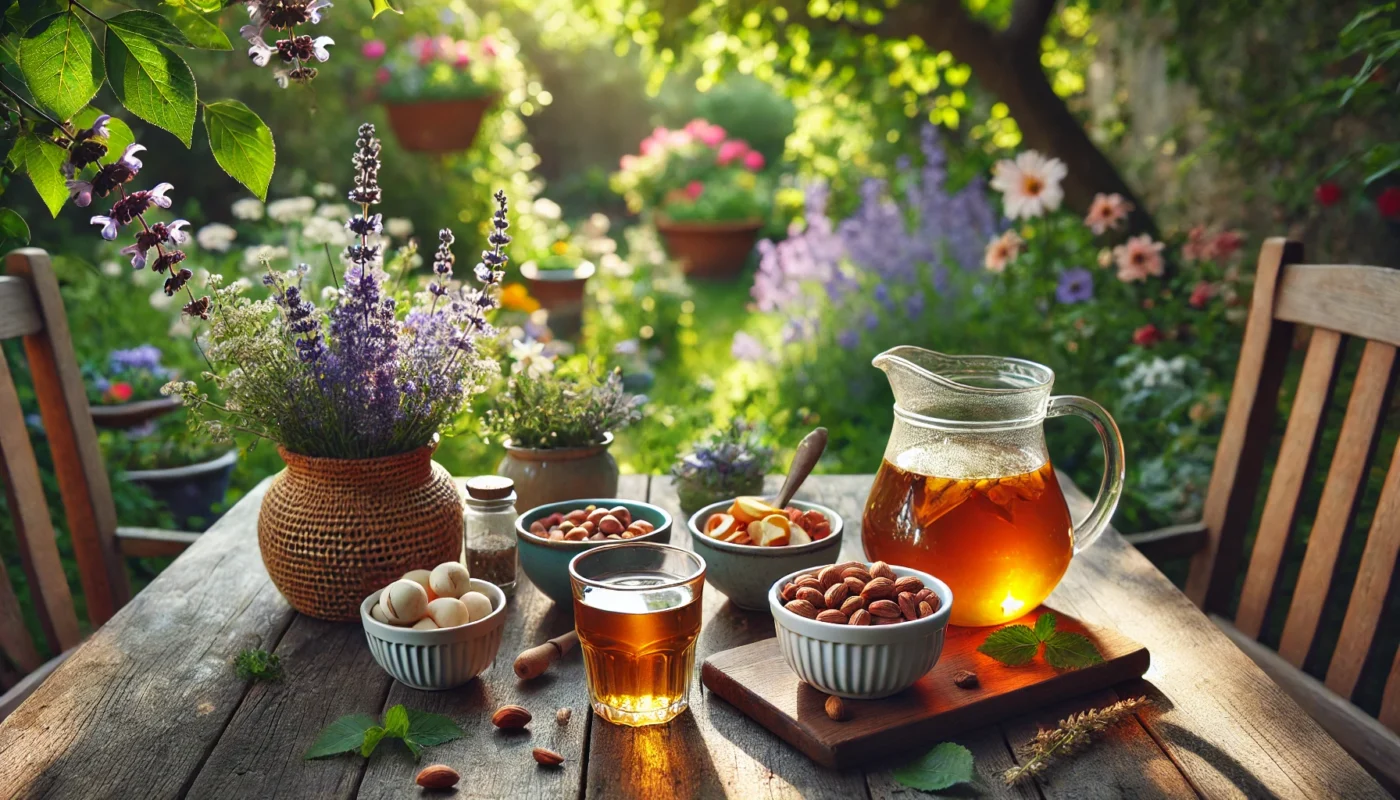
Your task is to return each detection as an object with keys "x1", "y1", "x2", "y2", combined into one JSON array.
[
  {"x1": 892, "y1": 742, "x2": 977, "y2": 791},
  {"x1": 404, "y1": 708, "x2": 465, "y2": 749},
  {"x1": 360, "y1": 726, "x2": 387, "y2": 757},
  {"x1": 1033, "y1": 611, "x2": 1057, "y2": 641},
  {"x1": 1043, "y1": 631, "x2": 1105, "y2": 669},
  {"x1": 977, "y1": 624, "x2": 1041, "y2": 666},
  {"x1": 383, "y1": 705, "x2": 410, "y2": 739},
  {"x1": 305, "y1": 713, "x2": 377, "y2": 759}
]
